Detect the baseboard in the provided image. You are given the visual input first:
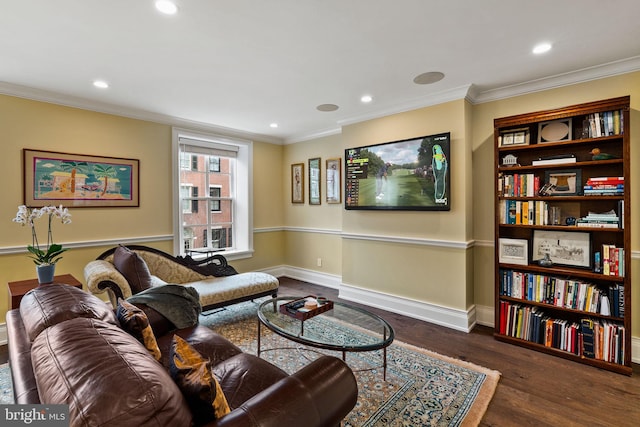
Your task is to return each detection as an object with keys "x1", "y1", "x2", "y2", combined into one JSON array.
[
  {"x1": 339, "y1": 283, "x2": 476, "y2": 333},
  {"x1": 0, "y1": 324, "x2": 5, "y2": 347},
  {"x1": 475, "y1": 304, "x2": 495, "y2": 327}
]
